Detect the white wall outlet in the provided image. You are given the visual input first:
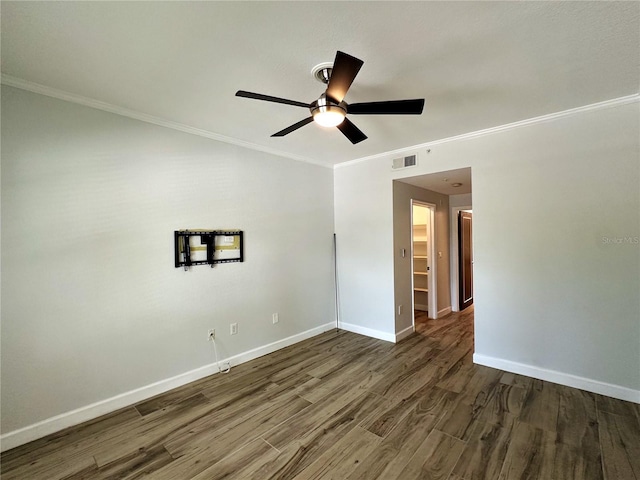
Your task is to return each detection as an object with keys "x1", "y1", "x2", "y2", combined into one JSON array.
[
  {"x1": 398, "y1": 305, "x2": 403, "y2": 315},
  {"x1": 230, "y1": 323, "x2": 238, "y2": 335},
  {"x1": 208, "y1": 329, "x2": 215, "y2": 340},
  {"x1": 272, "y1": 313, "x2": 279, "y2": 324}
]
